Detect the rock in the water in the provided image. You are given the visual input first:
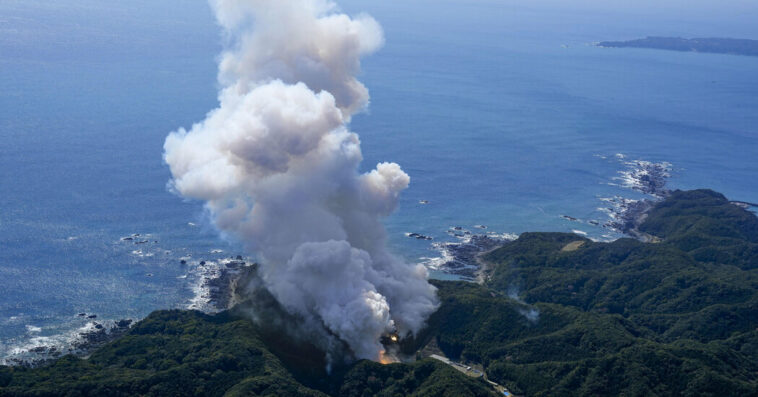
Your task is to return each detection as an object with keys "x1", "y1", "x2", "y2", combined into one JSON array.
[
  {"x1": 427, "y1": 233, "x2": 516, "y2": 279},
  {"x1": 406, "y1": 232, "x2": 433, "y2": 241}
]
